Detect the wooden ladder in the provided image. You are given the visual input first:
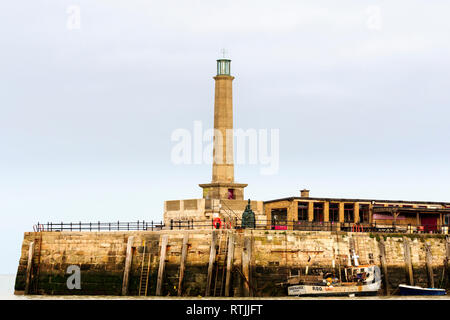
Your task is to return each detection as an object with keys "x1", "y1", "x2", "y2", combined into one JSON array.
[
  {"x1": 139, "y1": 241, "x2": 152, "y2": 296},
  {"x1": 353, "y1": 236, "x2": 364, "y2": 264},
  {"x1": 213, "y1": 232, "x2": 229, "y2": 297}
]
